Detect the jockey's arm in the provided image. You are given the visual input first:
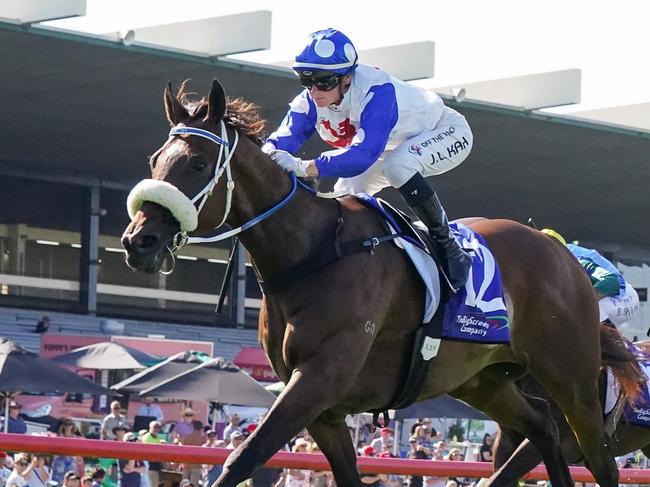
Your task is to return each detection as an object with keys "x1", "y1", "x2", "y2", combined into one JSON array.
[
  {"x1": 314, "y1": 83, "x2": 398, "y2": 178},
  {"x1": 266, "y1": 91, "x2": 317, "y2": 154}
]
